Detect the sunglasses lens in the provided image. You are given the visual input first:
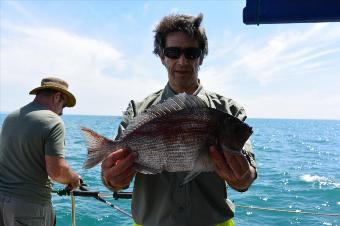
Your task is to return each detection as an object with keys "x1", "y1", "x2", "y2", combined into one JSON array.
[
  {"x1": 164, "y1": 47, "x2": 202, "y2": 59},
  {"x1": 183, "y1": 48, "x2": 202, "y2": 59},
  {"x1": 164, "y1": 47, "x2": 181, "y2": 59}
]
